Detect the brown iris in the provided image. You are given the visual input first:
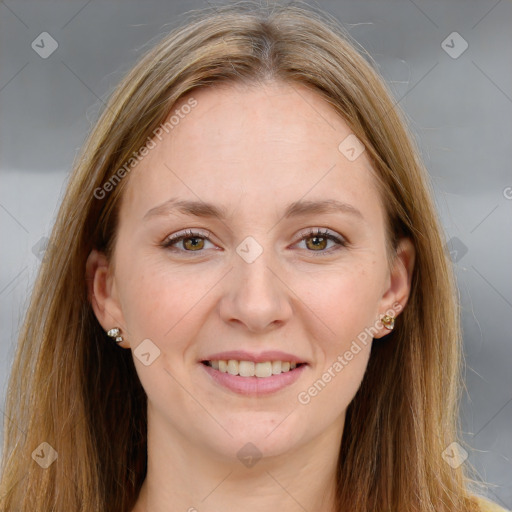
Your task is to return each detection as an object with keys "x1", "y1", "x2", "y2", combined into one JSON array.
[
  {"x1": 183, "y1": 236, "x2": 205, "y2": 251},
  {"x1": 305, "y1": 235, "x2": 328, "y2": 251}
]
